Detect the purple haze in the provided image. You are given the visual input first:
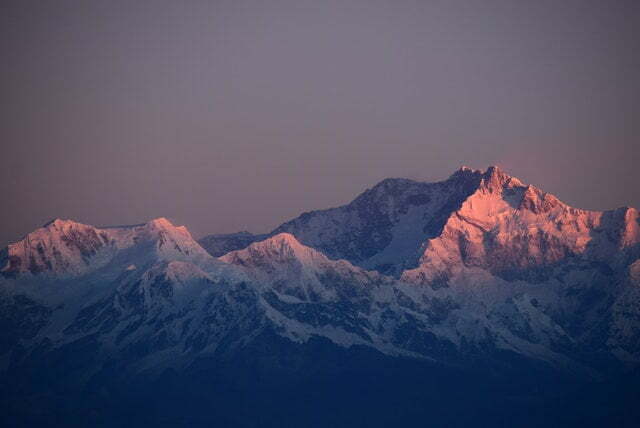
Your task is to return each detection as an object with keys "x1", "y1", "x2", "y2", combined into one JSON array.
[{"x1": 1, "y1": 0, "x2": 639, "y2": 245}]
